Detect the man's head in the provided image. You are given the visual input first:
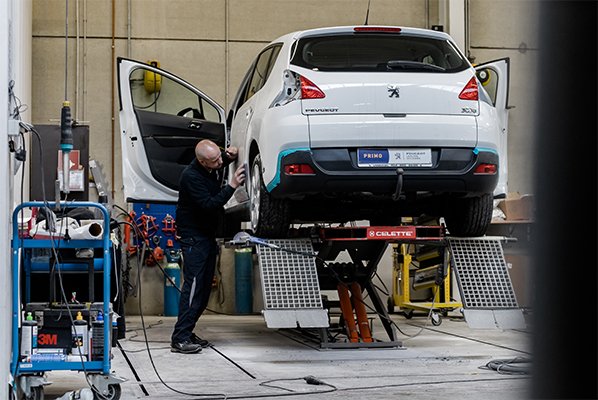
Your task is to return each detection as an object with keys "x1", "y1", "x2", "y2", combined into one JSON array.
[{"x1": 195, "y1": 139, "x2": 223, "y2": 171}]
